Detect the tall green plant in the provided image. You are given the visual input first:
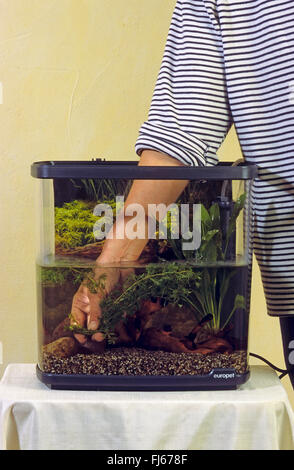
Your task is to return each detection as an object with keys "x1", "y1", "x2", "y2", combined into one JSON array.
[
  {"x1": 70, "y1": 178, "x2": 131, "y2": 201},
  {"x1": 188, "y1": 194, "x2": 246, "y2": 330},
  {"x1": 155, "y1": 193, "x2": 247, "y2": 329}
]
